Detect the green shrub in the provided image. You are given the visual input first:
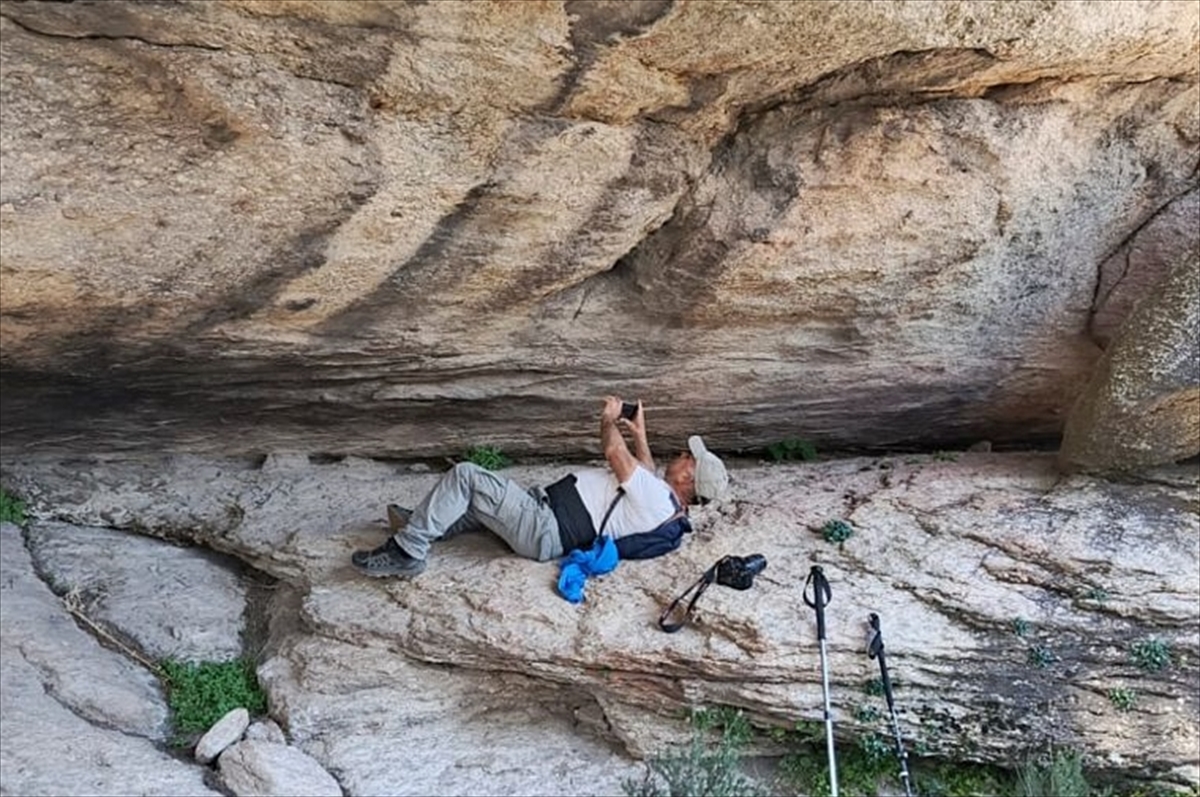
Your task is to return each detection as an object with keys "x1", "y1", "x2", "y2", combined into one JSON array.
[
  {"x1": 463, "y1": 445, "x2": 511, "y2": 470},
  {"x1": 159, "y1": 658, "x2": 267, "y2": 744},
  {"x1": 1016, "y1": 748, "x2": 1090, "y2": 797},
  {"x1": 1027, "y1": 645, "x2": 1058, "y2": 669},
  {"x1": 853, "y1": 704, "x2": 881, "y2": 723},
  {"x1": 0, "y1": 488, "x2": 27, "y2": 525},
  {"x1": 1108, "y1": 687, "x2": 1137, "y2": 711},
  {"x1": 766, "y1": 439, "x2": 817, "y2": 462},
  {"x1": 822, "y1": 519, "x2": 854, "y2": 544},
  {"x1": 858, "y1": 733, "x2": 892, "y2": 765},
  {"x1": 1011, "y1": 617, "x2": 1031, "y2": 637},
  {"x1": 622, "y1": 707, "x2": 763, "y2": 797},
  {"x1": 1130, "y1": 638, "x2": 1171, "y2": 672},
  {"x1": 915, "y1": 759, "x2": 1010, "y2": 797},
  {"x1": 780, "y1": 735, "x2": 893, "y2": 797}
]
